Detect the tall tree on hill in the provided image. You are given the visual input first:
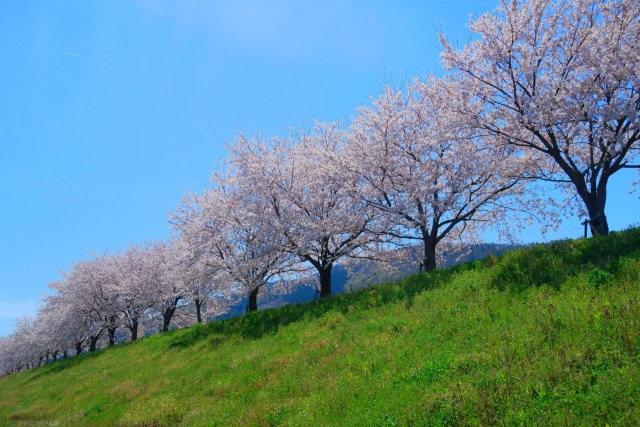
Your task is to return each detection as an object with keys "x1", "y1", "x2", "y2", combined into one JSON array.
[
  {"x1": 173, "y1": 180, "x2": 293, "y2": 312},
  {"x1": 0, "y1": 336, "x2": 18, "y2": 375},
  {"x1": 168, "y1": 236, "x2": 229, "y2": 323},
  {"x1": 41, "y1": 292, "x2": 90, "y2": 356},
  {"x1": 32, "y1": 300, "x2": 71, "y2": 363},
  {"x1": 110, "y1": 247, "x2": 155, "y2": 341},
  {"x1": 137, "y1": 242, "x2": 184, "y2": 333},
  {"x1": 347, "y1": 77, "x2": 529, "y2": 271},
  {"x1": 8, "y1": 317, "x2": 39, "y2": 371},
  {"x1": 227, "y1": 124, "x2": 382, "y2": 297},
  {"x1": 440, "y1": 0, "x2": 640, "y2": 236},
  {"x1": 56, "y1": 256, "x2": 122, "y2": 350}
]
